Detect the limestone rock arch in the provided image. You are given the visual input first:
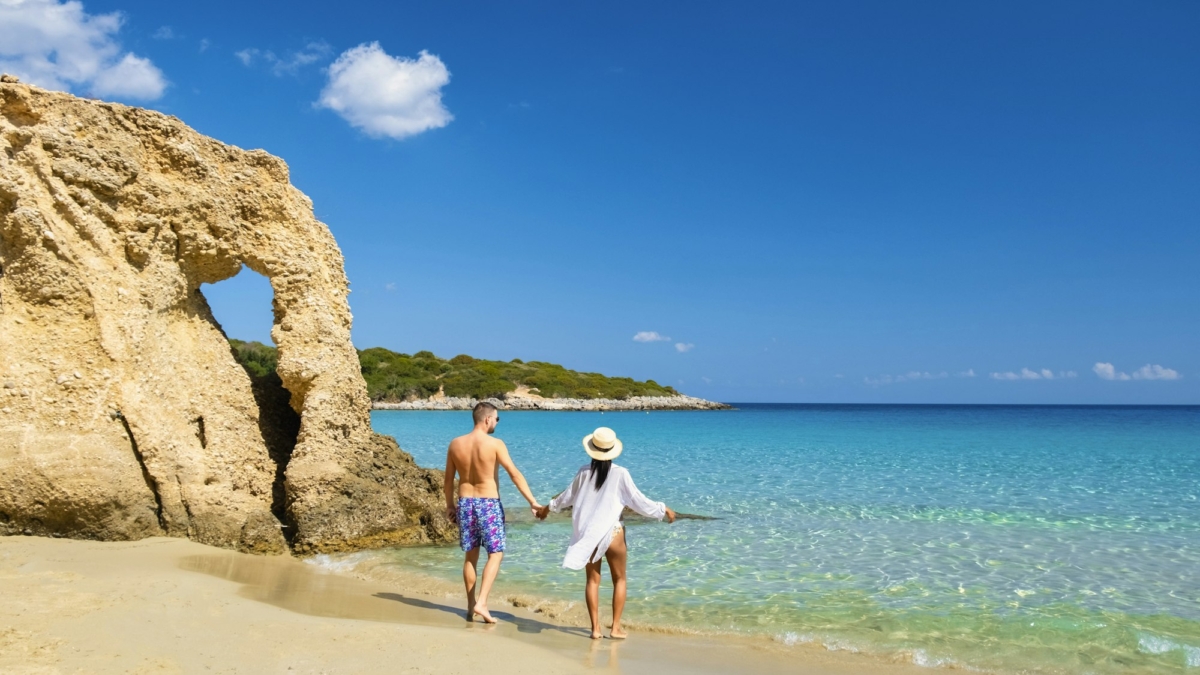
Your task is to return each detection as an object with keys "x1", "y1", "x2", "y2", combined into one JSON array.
[{"x1": 0, "y1": 80, "x2": 451, "y2": 553}]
